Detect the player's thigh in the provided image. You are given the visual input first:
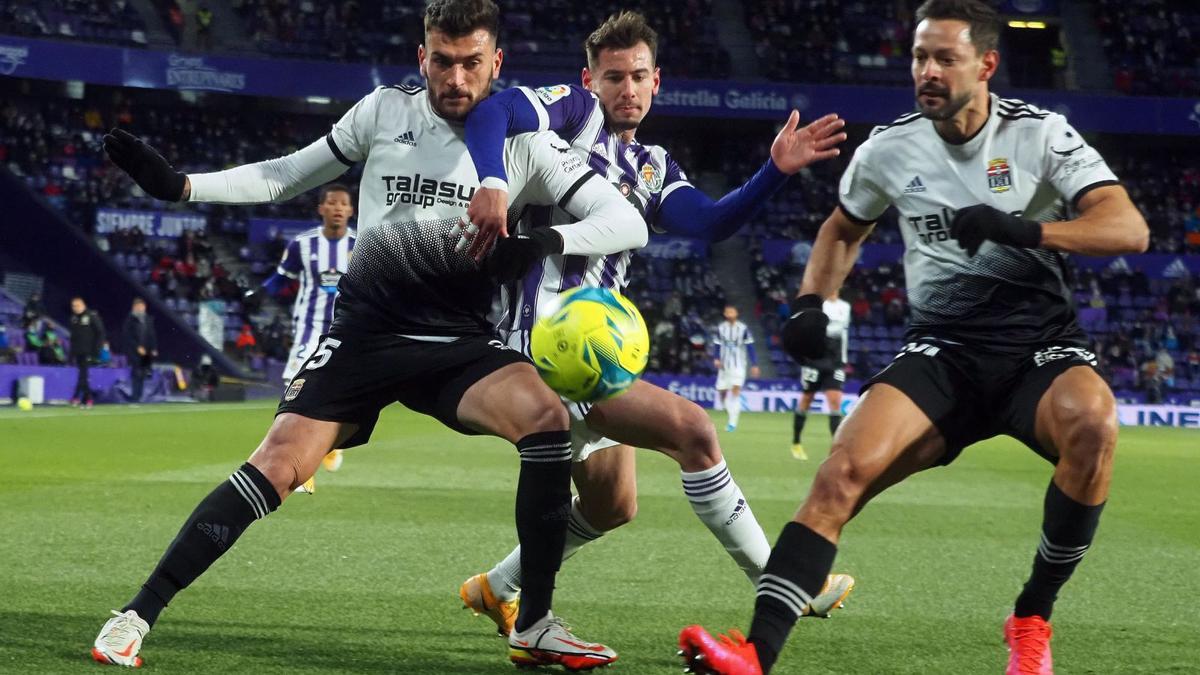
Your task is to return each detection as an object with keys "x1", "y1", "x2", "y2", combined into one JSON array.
[
  {"x1": 571, "y1": 444, "x2": 638, "y2": 530},
  {"x1": 825, "y1": 388, "x2": 844, "y2": 411},
  {"x1": 249, "y1": 413, "x2": 360, "y2": 497},
  {"x1": 1031, "y1": 365, "x2": 1118, "y2": 489},
  {"x1": 799, "y1": 383, "x2": 946, "y2": 532},
  {"x1": 456, "y1": 361, "x2": 568, "y2": 443},
  {"x1": 585, "y1": 379, "x2": 719, "y2": 468}
]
